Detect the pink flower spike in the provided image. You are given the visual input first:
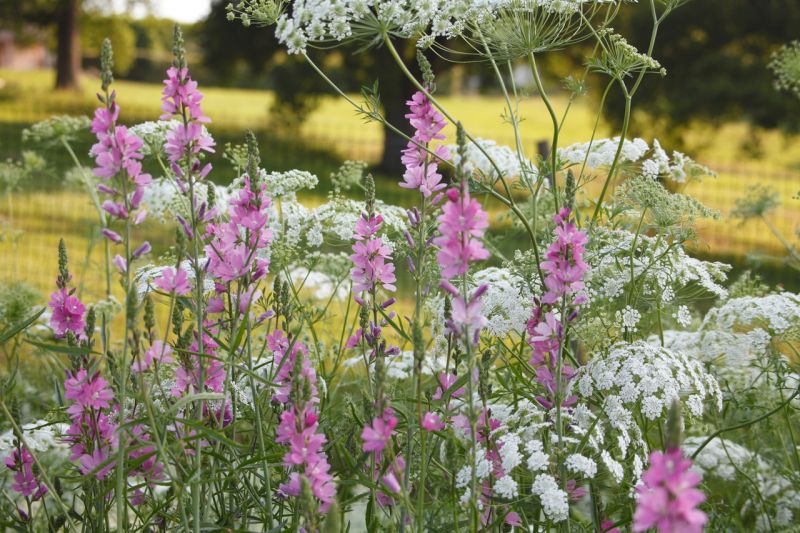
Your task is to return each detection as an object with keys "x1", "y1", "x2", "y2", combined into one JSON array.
[
  {"x1": 633, "y1": 448, "x2": 707, "y2": 533},
  {"x1": 421, "y1": 412, "x2": 445, "y2": 432}
]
